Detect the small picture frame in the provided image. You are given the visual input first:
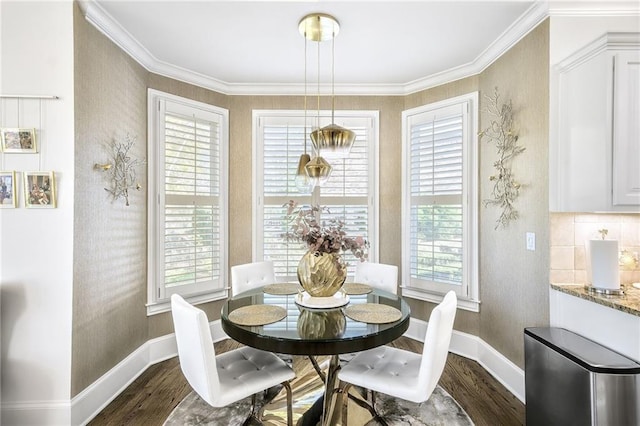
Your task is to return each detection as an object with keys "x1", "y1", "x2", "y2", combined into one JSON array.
[
  {"x1": 1, "y1": 128, "x2": 37, "y2": 153},
  {"x1": 0, "y1": 171, "x2": 17, "y2": 208},
  {"x1": 24, "y1": 171, "x2": 56, "y2": 208}
]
